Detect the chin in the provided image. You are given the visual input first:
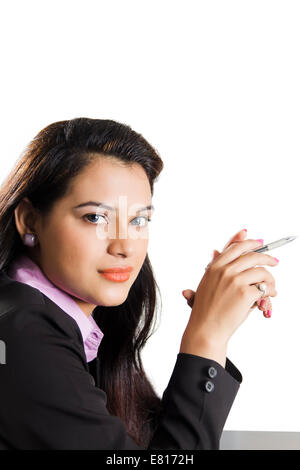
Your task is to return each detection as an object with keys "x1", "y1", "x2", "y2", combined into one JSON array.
[{"x1": 95, "y1": 291, "x2": 128, "y2": 307}]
